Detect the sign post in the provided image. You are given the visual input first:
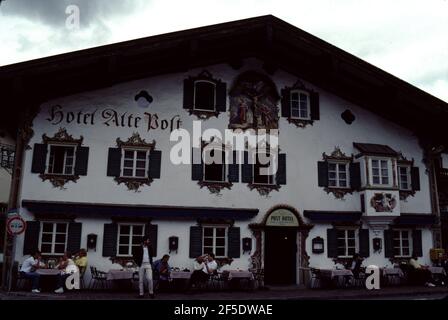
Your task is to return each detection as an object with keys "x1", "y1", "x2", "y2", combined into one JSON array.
[{"x1": 5, "y1": 211, "x2": 26, "y2": 292}]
